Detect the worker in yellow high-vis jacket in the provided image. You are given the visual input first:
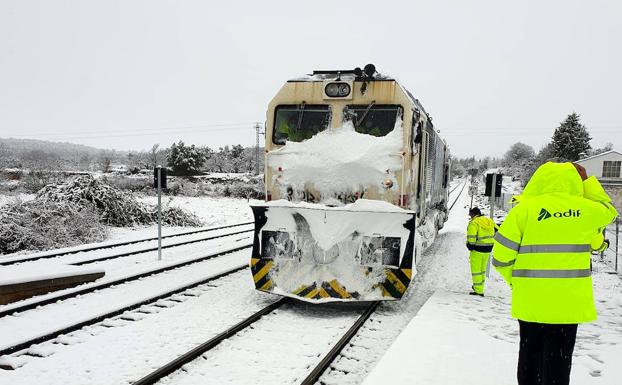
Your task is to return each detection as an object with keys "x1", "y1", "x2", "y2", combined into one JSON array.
[
  {"x1": 492, "y1": 162, "x2": 618, "y2": 385},
  {"x1": 466, "y1": 207, "x2": 497, "y2": 296}
]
